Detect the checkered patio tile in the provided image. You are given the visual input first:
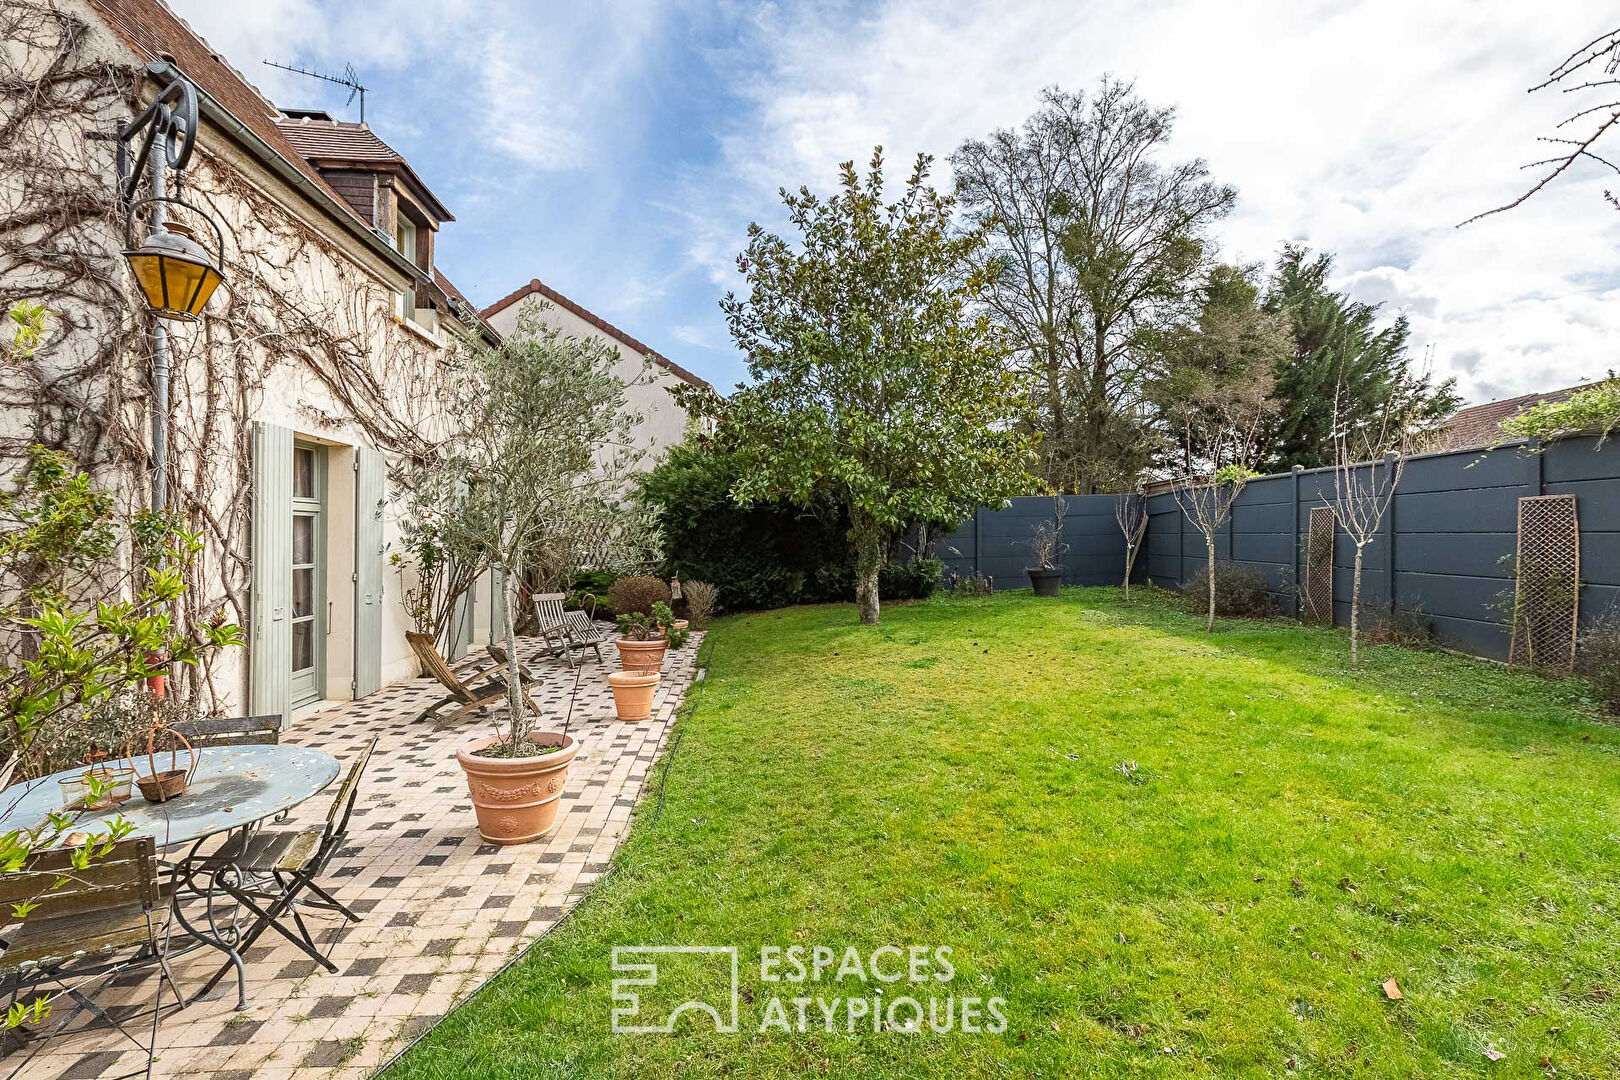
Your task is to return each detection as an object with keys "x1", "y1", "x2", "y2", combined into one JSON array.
[{"x1": 11, "y1": 635, "x2": 703, "y2": 1080}]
